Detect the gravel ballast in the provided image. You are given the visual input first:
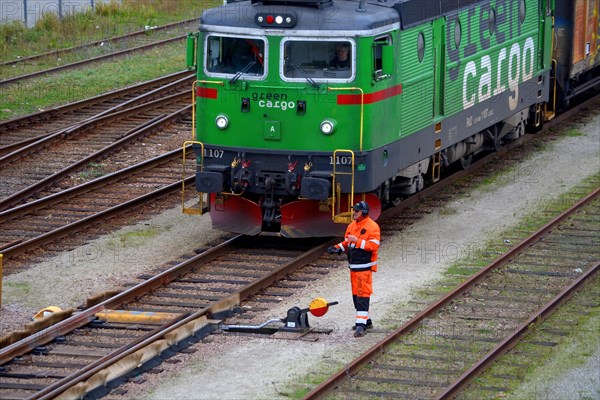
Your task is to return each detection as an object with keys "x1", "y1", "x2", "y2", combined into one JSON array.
[{"x1": 0, "y1": 107, "x2": 598, "y2": 399}]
